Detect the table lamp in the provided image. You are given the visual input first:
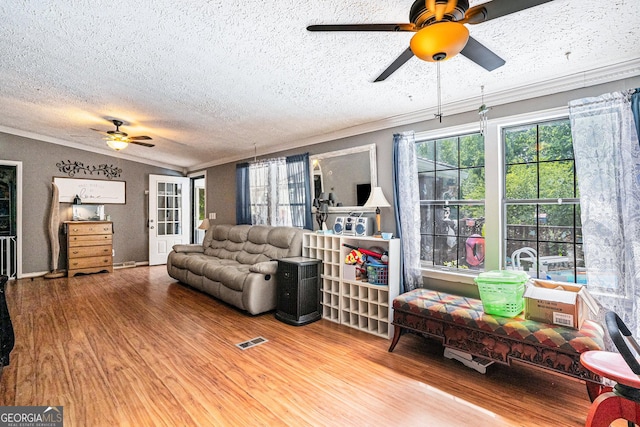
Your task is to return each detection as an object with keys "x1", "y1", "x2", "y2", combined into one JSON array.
[
  {"x1": 198, "y1": 219, "x2": 210, "y2": 230},
  {"x1": 364, "y1": 187, "x2": 391, "y2": 236}
]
